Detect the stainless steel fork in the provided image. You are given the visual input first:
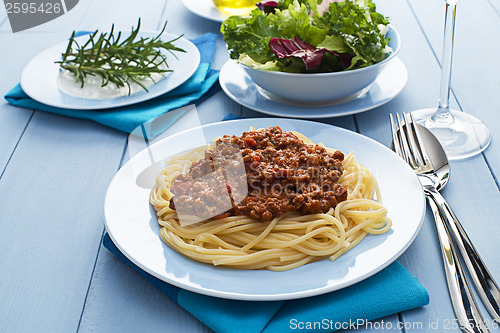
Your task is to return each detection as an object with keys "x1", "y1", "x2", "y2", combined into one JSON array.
[{"x1": 390, "y1": 113, "x2": 496, "y2": 333}]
